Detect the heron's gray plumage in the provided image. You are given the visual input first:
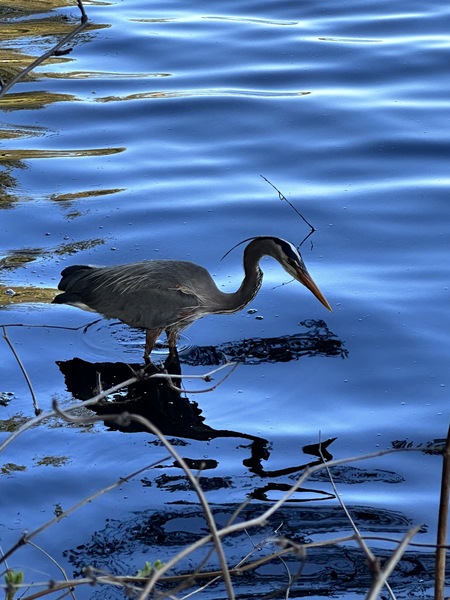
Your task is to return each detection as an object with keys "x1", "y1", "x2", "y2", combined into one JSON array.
[
  {"x1": 53, "y1": 236, "x2": 331, "y2": 360},
  {"x1": 55, "y1": 260, "x2": 215, "y2": 330}
]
